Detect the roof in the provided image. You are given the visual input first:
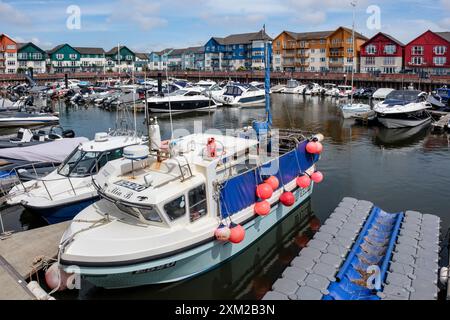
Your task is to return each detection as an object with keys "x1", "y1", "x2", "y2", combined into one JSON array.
[
  {"x1": 47, "y1": 43, "x2": 78, "y2": 54},
  {"x1": 363, "y1": 32, "x2": 404, "y2": 47},
  {"x1": 436, "y1": 32, "x2": 450, "y2": 43},
  {"x1": 152, "y1": 48, "x2": 173, "y2": 55},
  {"x1": 74, "y1": 47, "x2": 105, "y2": 55},
  {"x1": 135, "y1": 53, "x2": 149, "y2": 60},
  {"x1": 106, "y1": 45, "x2": 134, "y2": 55},
  {"x1": 211, "y1": 29, "x2": 272, "y2": 45},
  {"x1": 16, "y1": 42, "x2": 47, "y2": 53},
  {"x1": 0, "y1": 34, "x2": 17, "y2": 44},
  {"x1": 283, "y1": 30, "x2": 334, "y2": 40}
]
